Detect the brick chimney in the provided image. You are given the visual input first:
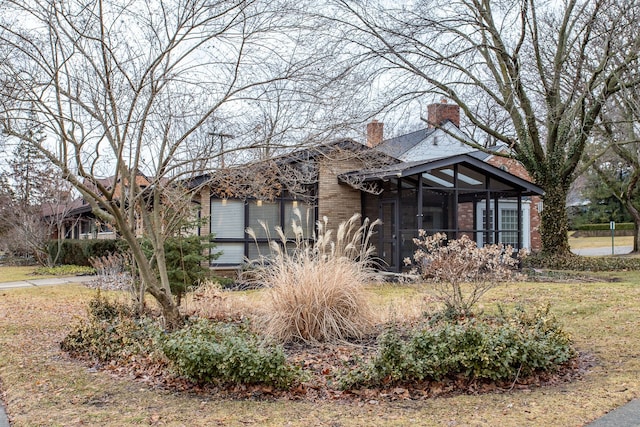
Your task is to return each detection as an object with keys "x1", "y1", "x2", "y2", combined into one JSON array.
[
  {"x1": 366, "y1": 119, "x2": 384, "y2": 147},
  {"x1": 427, "y1": 98, "x2": 460, "y2": 128}
]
